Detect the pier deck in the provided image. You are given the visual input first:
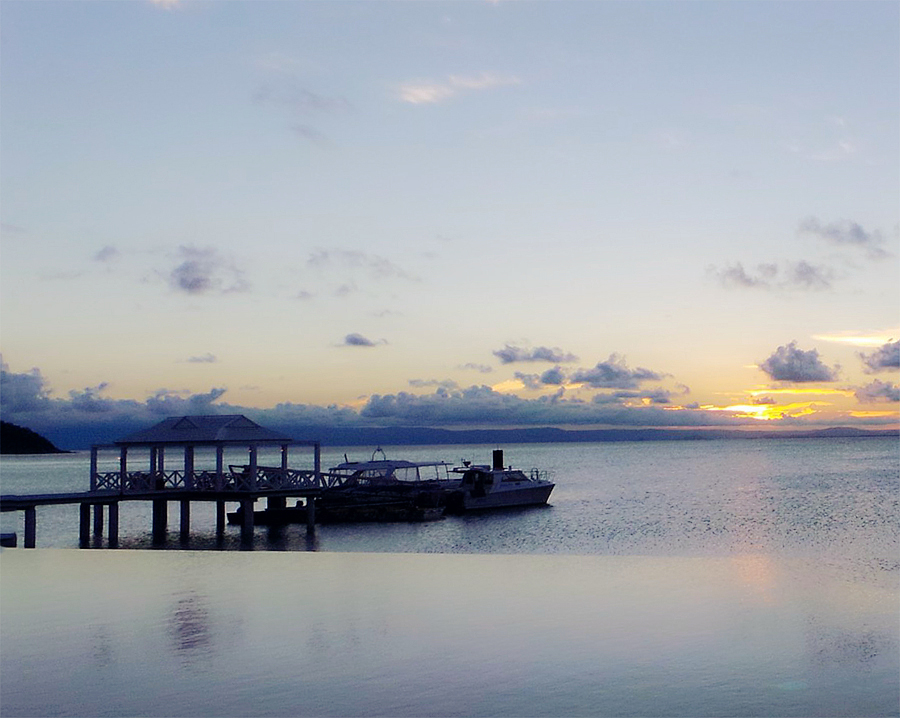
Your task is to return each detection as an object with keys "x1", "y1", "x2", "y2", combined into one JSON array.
[{"x1": 1, "y1": 414, "x2": 326, "y2": 548}]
